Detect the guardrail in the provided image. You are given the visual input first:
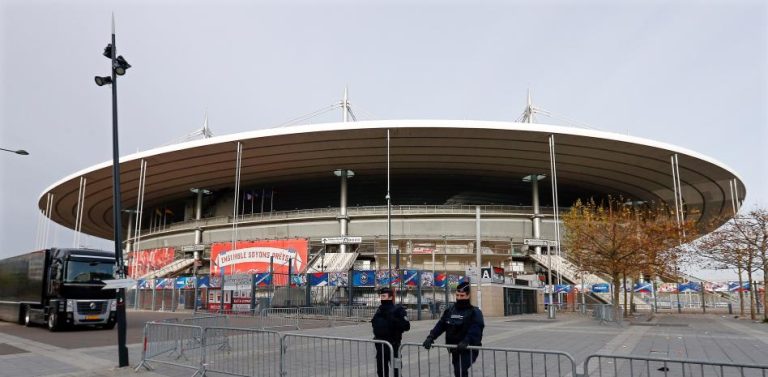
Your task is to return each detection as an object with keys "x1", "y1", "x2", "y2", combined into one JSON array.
[
  {"x1": 584, "y1": 354, "x2": 768, "y2": 377},
  {"x1": 281, "y1": 333, "x2": 395, "y2": 377},
  {"x1": 261, "y1": 308, "x2": 301, "y2": 330},
  {"x1": 181, "y1": 314, "x2": 229, "y2": 328},
  {"x1": 129, "y1": 204, "x2": 566, "y2": 238},
  {"x1": 135, "y1": 322, "x2": 204, "y2": 375},
  {"x1": 202, "y1": 326, "x2": 282, "y2": 377},
  {"x1": 136, "y1": 321, "x2": 768, "y2": 377},
  {"x1": 399, "y1": 343, "x2": 577, "y2": 377},
  {"x1": 591, "y1": 304, "x2": 623, "y2": 325}
]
